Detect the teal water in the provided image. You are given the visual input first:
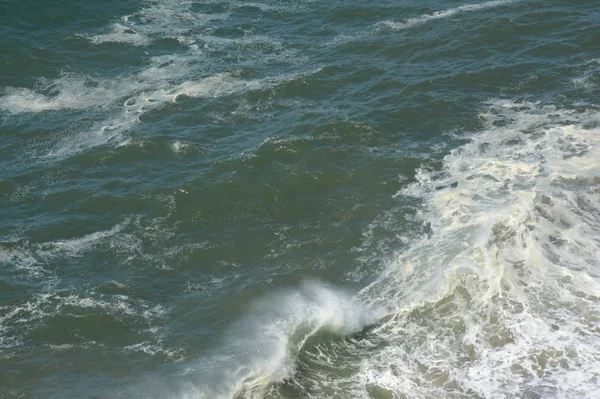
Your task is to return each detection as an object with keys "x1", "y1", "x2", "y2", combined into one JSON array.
[{"x1": 1, "y1": 0, "x2": 600, "y2": 398}]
